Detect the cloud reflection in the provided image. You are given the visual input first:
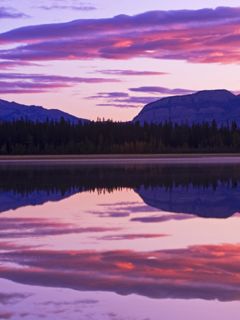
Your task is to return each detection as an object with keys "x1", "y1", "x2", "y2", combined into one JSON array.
[
  {"x1": 1, "y1": 244, "x2": 240, "y2": 301},
  {"x1": 0, "y1": 292, "x2": 30, "y2": 305},
  {"x1": 0, "y1": 217, "x2": 119, "y2": 239},
  {"x1": 131, "y1": 213, "x2": 195, "y2": 223},
  {"x1": 98, "y1": 233, "x2": 167, "y2": 241}
]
